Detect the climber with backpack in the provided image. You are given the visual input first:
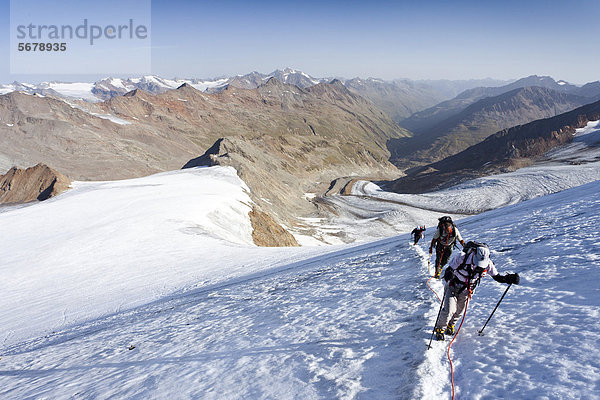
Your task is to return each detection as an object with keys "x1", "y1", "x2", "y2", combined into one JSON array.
[
  {"x1": 411, "y1": 226, "x2": 426, "y2": 245},
  {"x1": 433, "y1": 241, "x2": 520, "y2": 340},
  {"x1": 429, "y1": 216, "x2": 465, "y2": 279}
]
